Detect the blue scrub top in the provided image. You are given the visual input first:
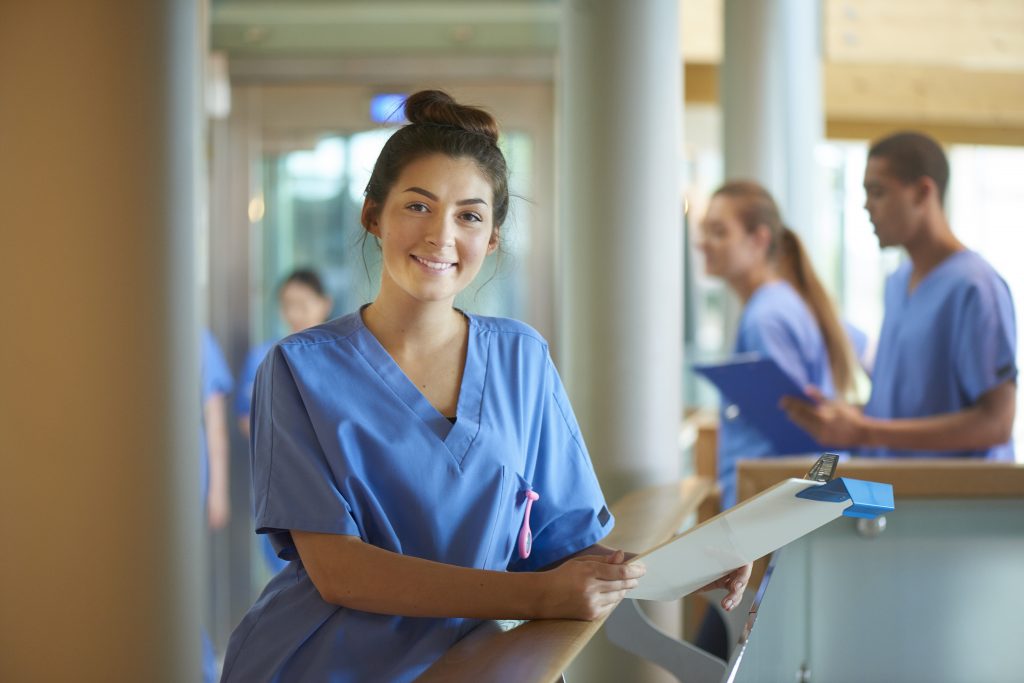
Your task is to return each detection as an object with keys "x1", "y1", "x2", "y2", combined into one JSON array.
[
  {"x1": 221, "y1": 311, "x2": 614, "y2": 683},
  {"x1": 862, "y1": 250, "x2": 1017, "y2": 460},
  {"x1": 235, "y1": 340, "x2": 275, "y2": 420},
  {"x1": 200, "y1": 328, "x2": 233, "y2": 505},
  {"x1": 717, "y1": 281, "x2": 835, "y2": 509}
]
